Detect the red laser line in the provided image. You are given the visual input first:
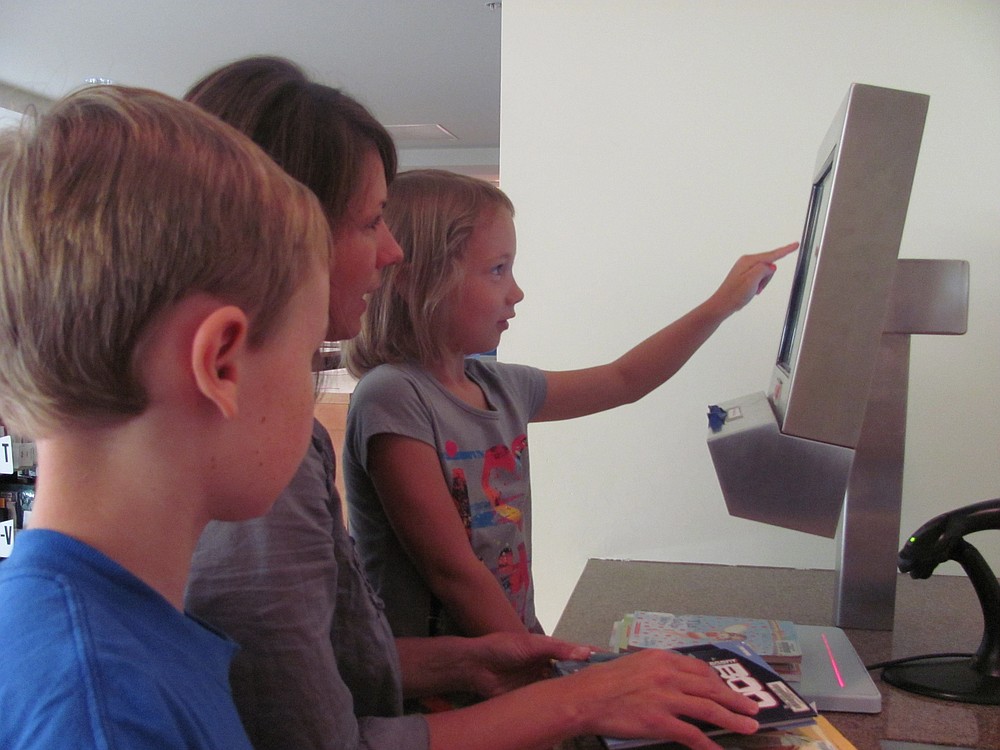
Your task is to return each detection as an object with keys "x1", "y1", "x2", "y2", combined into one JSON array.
[{"x1": 821, "y1": 632, "x2": 846, "y2": 688}]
